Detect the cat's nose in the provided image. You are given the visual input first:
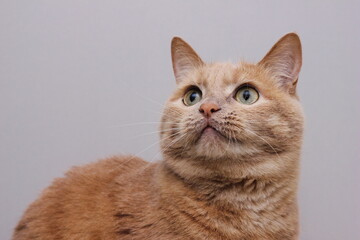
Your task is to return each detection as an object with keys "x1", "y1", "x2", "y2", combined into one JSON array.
[{"x1": 199, "y1": 103, "x2": 221, "y2": 118}]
